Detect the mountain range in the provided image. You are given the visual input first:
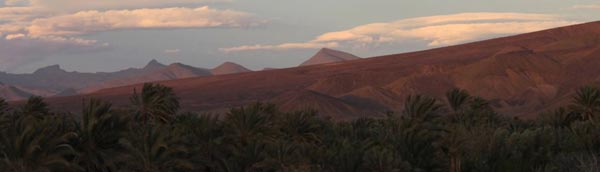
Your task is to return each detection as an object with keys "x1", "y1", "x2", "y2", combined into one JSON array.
[
  {"x1": 40, "y1": 21, "x2": 600, "y2": 119},
  {"x1": 0, "y1": 49, "x2": 361, "y2": 100}
]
